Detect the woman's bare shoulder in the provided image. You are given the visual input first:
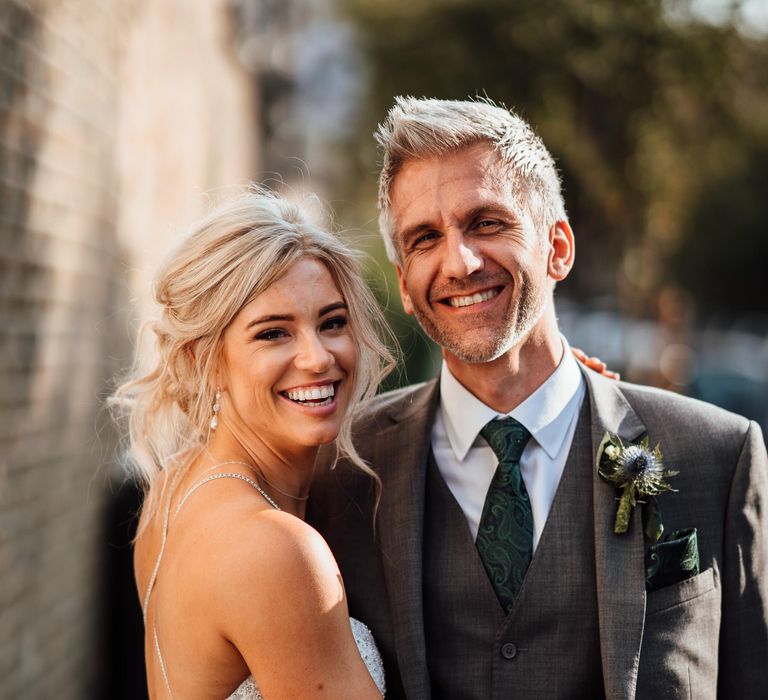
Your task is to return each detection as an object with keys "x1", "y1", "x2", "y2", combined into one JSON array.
[
  {"x1": 137, "y1": 477, "x2": 379, "y2": 698},
  {"x1": 161, "y1": 477, "x2": 343, "y2": 618},
  {"x1": 214, "y1": 507, "x2": 383, "y2": 698},
  {"x1": 216, "y1": 506, "x2": 343, "y2": 617}
]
